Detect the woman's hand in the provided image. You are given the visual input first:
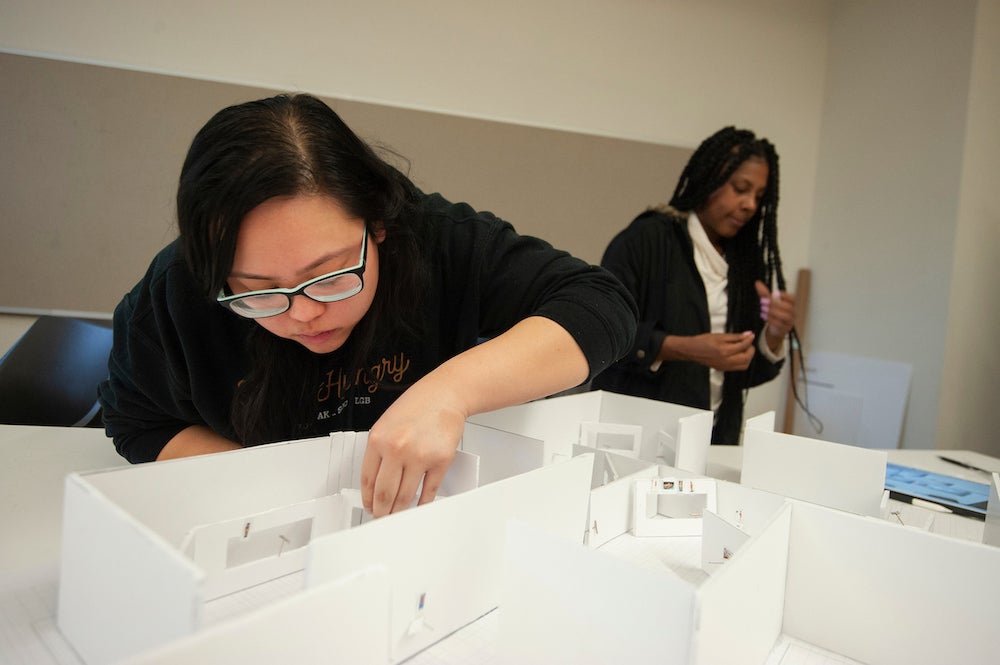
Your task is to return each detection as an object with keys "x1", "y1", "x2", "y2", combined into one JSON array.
[
  {"x1": 755, "y1": 280, "x2": 796, "y2": 352},
  {"x1": 360, "y1": 377, "x2": 466, "y2": 517},
  {"x1": 359, "y1": 316, "x2": 589, "y2": 518},
  {"x1": 664, "y1": 332, "x2": 757, "y2": 371}
]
